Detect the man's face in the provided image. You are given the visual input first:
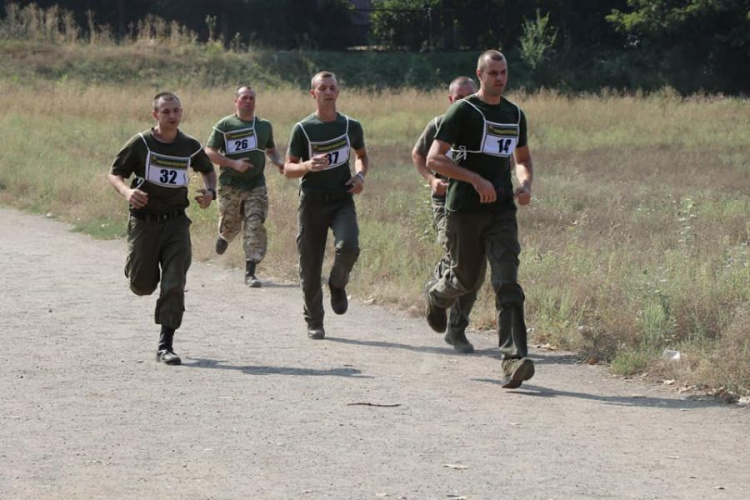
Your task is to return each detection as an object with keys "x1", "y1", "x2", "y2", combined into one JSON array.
[
  {"x1": 448, "y1": 82, "x2": 476, "y2": 104},
  {"x1": 152, "y1": 97, "x2": 182, "y2": 130},
  {"x1": 477, "y1": 58, "x2": 508, "y2": 98},
  {"x1": 310, "y1": 76, "x2": 339, "y2": 108},
  {"x1": 235, "y1": 88, "x2": 256, "y2": 116}
]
